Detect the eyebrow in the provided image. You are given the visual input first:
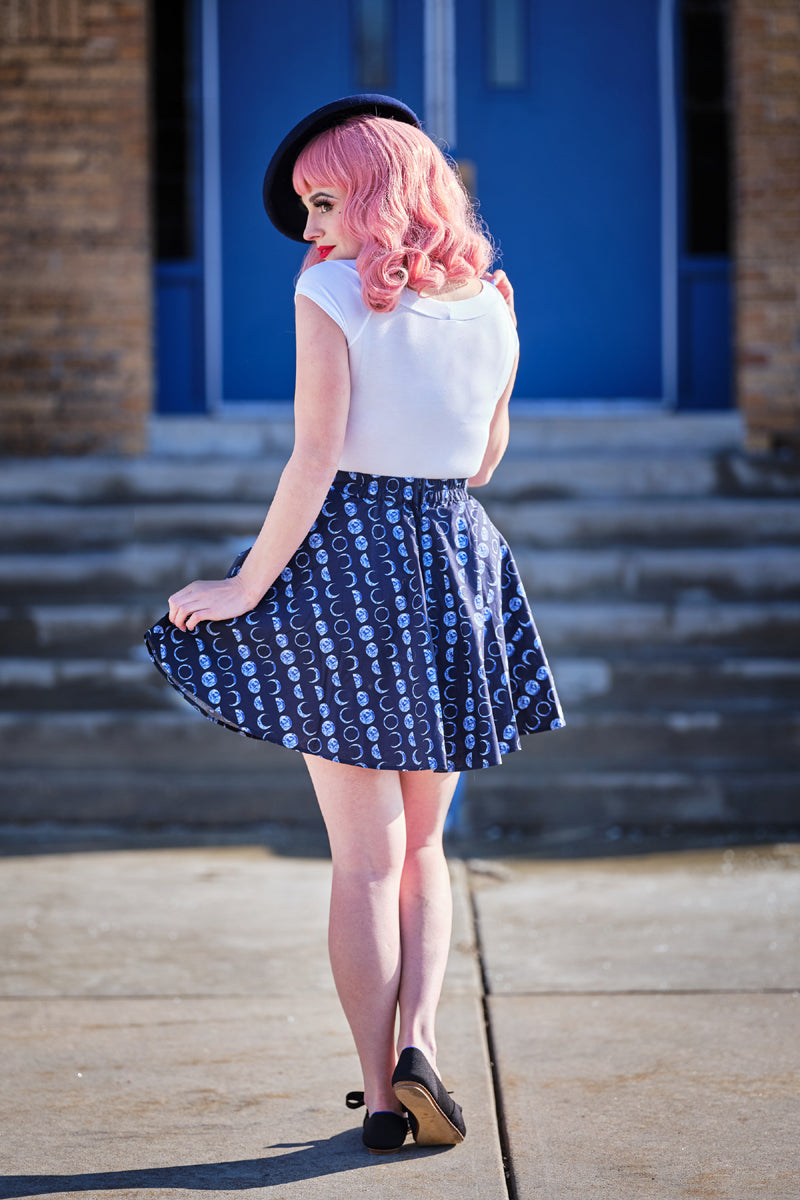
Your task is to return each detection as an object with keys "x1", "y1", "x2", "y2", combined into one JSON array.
[{"x1": 308, "y1": 190, "x2": 335, "y2": 202}]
